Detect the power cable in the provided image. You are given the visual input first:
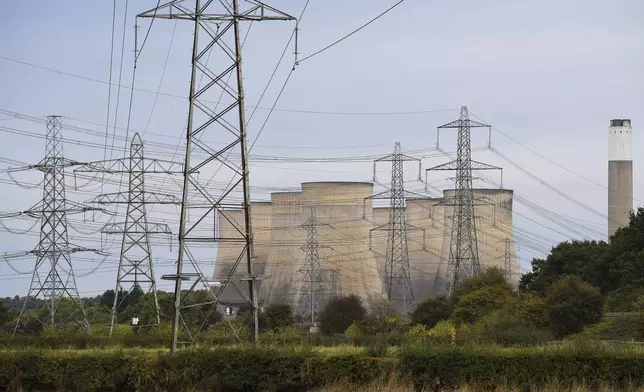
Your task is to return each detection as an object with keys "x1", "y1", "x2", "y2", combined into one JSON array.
[
  {"x1": 0, "y1": 55, "x2": 459, "y2": 117},
  {"x1": 297, "y1": 0, "x2": 406, "y2": 64},
  {"x1": 103, "y1": 0, "x2": 118, "y2": 162}
]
